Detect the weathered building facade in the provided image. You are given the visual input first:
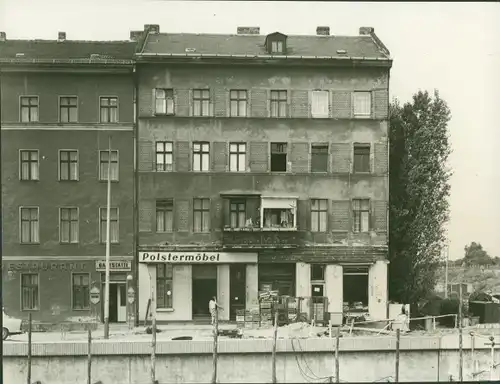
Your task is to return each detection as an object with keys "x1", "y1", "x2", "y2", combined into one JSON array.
[
  {"x1": 135, "y1": 25, "x2": 392, "y2": 324},
  {"x1": 0, "y1": 32, "x2": 136, "y2": 324}
]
